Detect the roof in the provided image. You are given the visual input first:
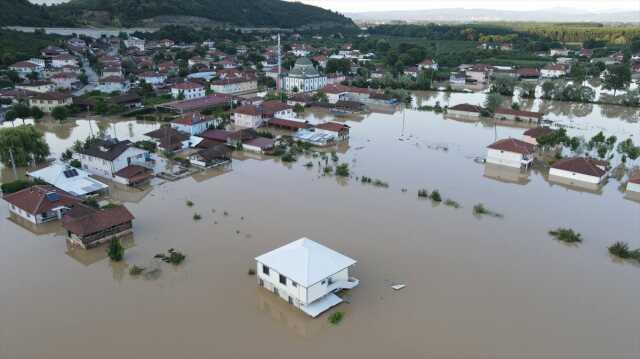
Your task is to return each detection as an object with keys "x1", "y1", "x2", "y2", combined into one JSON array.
[
  {"x1": 234, "y1": 101, "x2": 292, "y2": 117},
  {"x1": 487, "y1": 138, "x2": 536, "y2": 155},
  {"x1": 449, "y1": 103, "x2": 483, "y2": 113},
  {"x1": 268, "y1": 118, "x2": 309, "y2": 130},
  {"x1": 195, "y1": 145, "x2": 231, "y2": 160},
  {"x1": 287, "y1": 57, "x2": 320, "y2": 78},
  {"x1": 243, "y1": 137, "x2": 275, "y2": 149},
  {"x1": 144, "y1": 127, "x2": 190, "y2": 149},
  {"x1": 200, "y1": 129, "x2": 233, "y2": 142},
  {"x1": 114, "y1": 165, "x2": 151, "y2": 179},
  {"x1": 322, "y1": 84, "x2": 369, "y2": 94},
  {"x1": 552, "y1": 157, "x2": 607, "y2": 177},
  {"x1": 494, "y1": 107, "x2": 543, "y2": 119},
  {"x1": 523, "y1": 127, "x2": 554, "y2": 138},
  {"x1": 172, "y1": 82, "x2": 204, "y2": 90},
  {"x1": 79, "y1": 139, "x2": 135, "y2": 161},
  {"x1": 164, "y1": 94, "x2": 232, "y2": 113},
  {"x1": 62, "y1": 205, "x2": 134, "y2": 237},
  {"x1": 31, "y1": 92, "x2": 71, "y2": 101},
  {"x1": 27, "y1": 164, "x2": 108, "y2": 197},
  {"x1": 255, "y1": 238, "x2": 356, "y2": 287},
  {"x1": 629, "y1": 172, "x2": 640, "y2": 184},
  {"x1": 172, "y1": 112, "x2": 209, "y2": 126},
  {"x1": 3, "y1": 185, "x2": 81, "y2": 215},
  {"x1": 315, "y1": 122, "x2": 350, "y2": 132}
]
